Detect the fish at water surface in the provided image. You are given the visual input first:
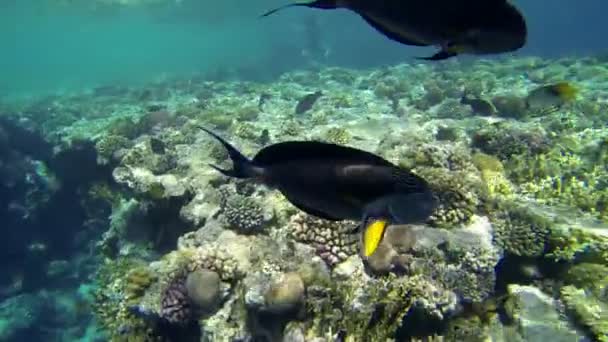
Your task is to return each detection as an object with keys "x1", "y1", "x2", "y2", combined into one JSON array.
[
  {"x1": 199, "y1": 127, "x2": 437, "y2": 258},
  {"x1": 262, "y1": 0, "x2": 527, "y2": 61}
]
